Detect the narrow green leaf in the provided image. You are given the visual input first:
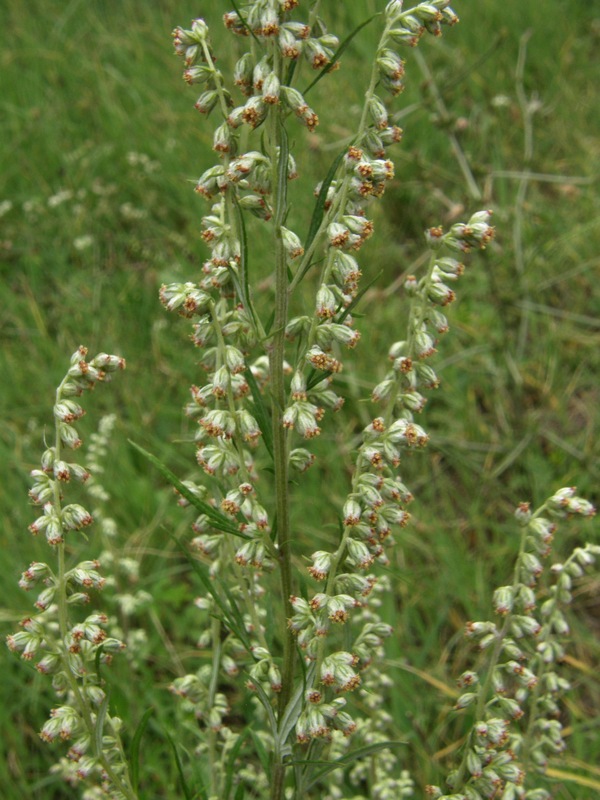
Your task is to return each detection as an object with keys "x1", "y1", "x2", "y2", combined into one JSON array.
[
  {"x1": 245, "y1": 367, "x2": 274, "y2": 459},
  {"x1": 130, "y1": 708, "x2": 154, "y2": 791},
  {"x1": 232, "y1": 195, "x2": 258, "y2": 329},
  {"x1": 306, "y1": 367, "x2": 332, "y2": 392},
  {"x1": 304, "y1": 741, "x2": 405, "y2": 790},
  {"x1": 249, "y1": 727, "x2": 271, "y2": 774},
  {"x1": 223, "y1": 729, "x2": 250, "y2": 799},
  {"x1": 297, "y1": 148, "x2": 346, "y2": 284},
  {"x1": 169, "y1": 531, "x2": 252, "y2": 651},
  {"x1": 94, "y1": 693, "x2": 109, "y2": 759},
  {"x1": 128, "y1": 440, "x2": 248, "y2": 539},
  {"x1": 234, "y1": 783, "x2": 245, "y2": 800},
  {"x1": 229, "y1": 0, "x2": 261, "y2": 45},
  {"x1": 265, "y1": 308, "x2": 276, "y2": 335},
  {"x1": 93, "y1": 643, "x2": 104, "y2": 684},
  {"x1": 220, "y1": 578, "x2": 255, "y2": 650},
  {"x1": 303, "y1": 13, "x2": 380, "y2": 96},
  {"x1": 249, "y1": 676, "x2": 278, "y2": 739},
  {"x1": 285, "y1": 59, "x2": 297, "y2": 86},
  {"x1": 277, "y1": 663, "x2": 316, "y2": 746},
  {"x1": 164, "y1": 731, "x2": 196, "y2": 800},
  {"x1": 338, "y1": 269, "x2": 383, "y2": 323}
]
